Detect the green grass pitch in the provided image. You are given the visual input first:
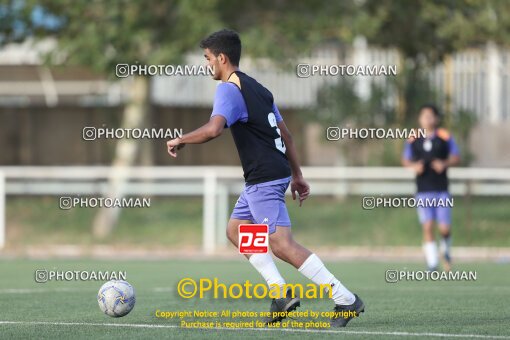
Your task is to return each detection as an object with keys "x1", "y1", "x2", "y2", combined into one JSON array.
[{"x1": 0, "y1": 259, "x2": 509, "y2": 339}]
